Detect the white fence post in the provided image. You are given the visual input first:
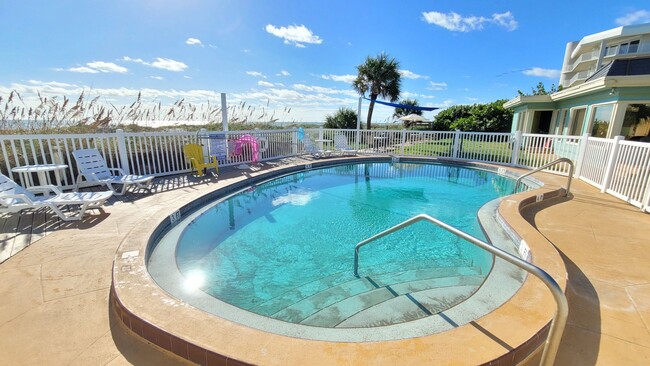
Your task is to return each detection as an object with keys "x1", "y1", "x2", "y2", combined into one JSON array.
[
  {"x1": 574, "y1": 133, "x2": 591, "y2": 177},
  {"x1": 600, "y1": 135, "x2": 623, "y2": 193},
  {"x1": 220, "y1": 93, "x2": 228, "y2": 132},
  {"x1": 510, "y1": 131, "x2": 522, "y2": 166},
  {"x1": 400, "y1": 129, "x2": 407, "y2": 155},
  {"x1": 115, "y1": 129, "x2": 131, "y2": 174},
  {"x1": 642, "y1": 183, "x2": 650, "y2": 213},
  {"x1": 452, "y1": 130, "x2": 461, "y2": 159},
  {"x1": 292, "y1": 128, "x2": 298, "y2": 156},
  {"x1": 198, "y1": 128, "x2": 209, "y2": 157}
]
